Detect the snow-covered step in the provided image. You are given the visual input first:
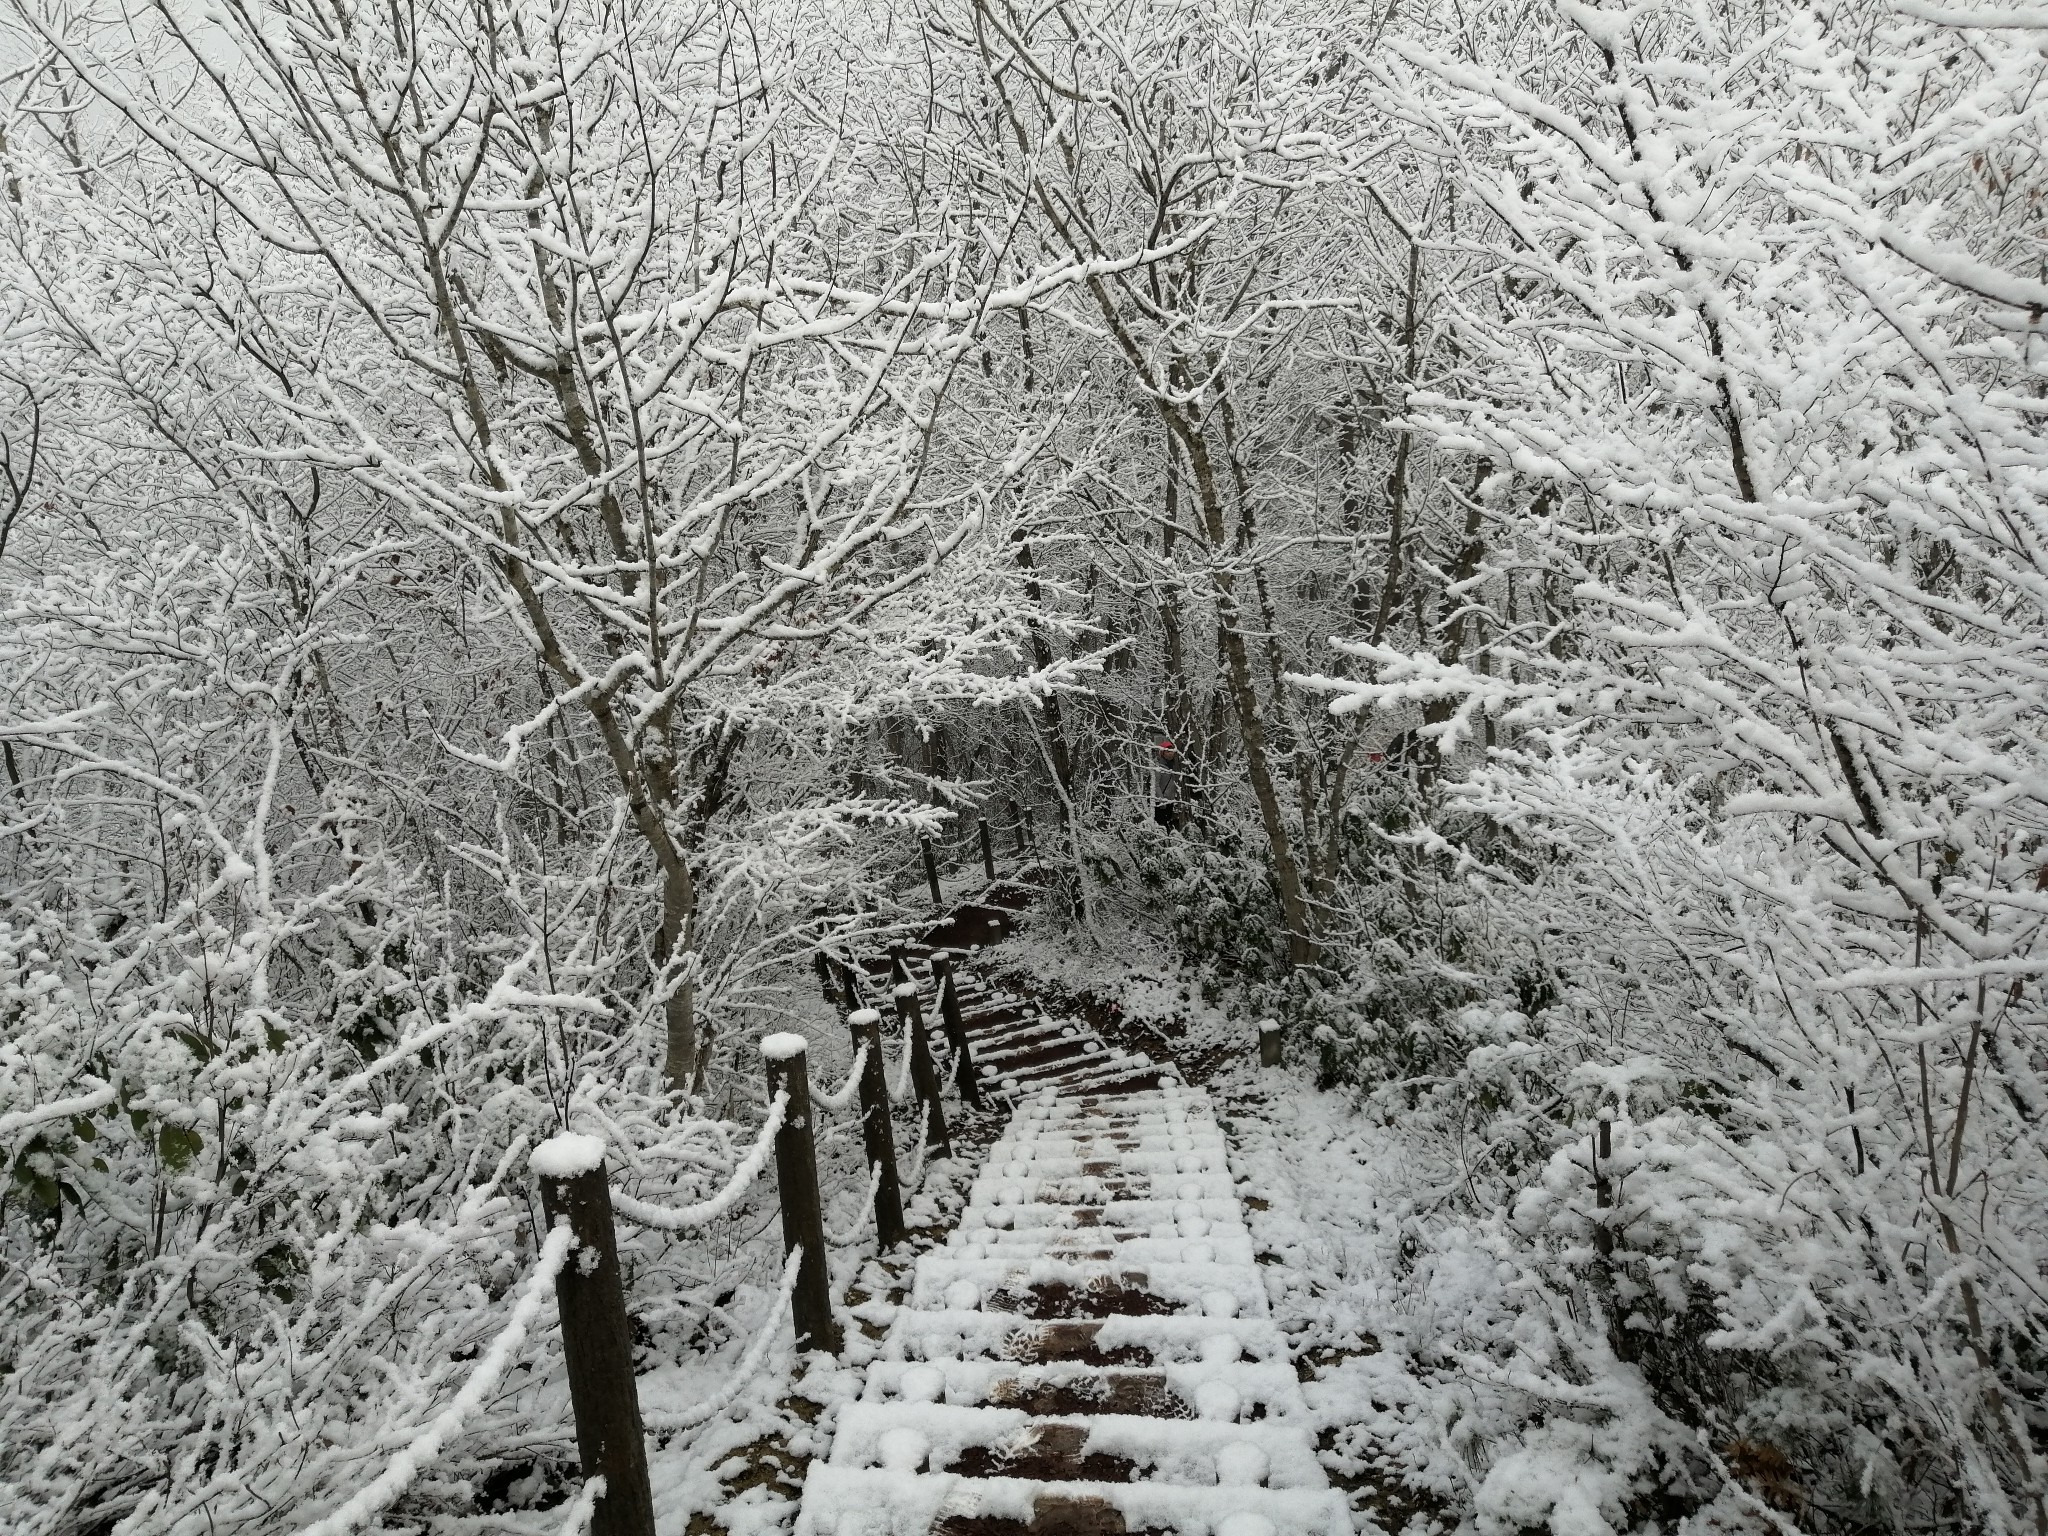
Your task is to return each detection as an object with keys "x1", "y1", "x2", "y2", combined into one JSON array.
[
  {"x1": 862, "y1": 1358, "x2": 1313, "y2": 1424},
  {"x1": 945, "y1": 1230, "x2": 1258, "y2": 1266},
  {"x1": 981, "y1": 1166, "x2": 1231, "y2": 1194},
  {"x1": 962, "y1": 1195, "x2": 1243, "y2": 1228},
  {"x1": 891, "y1": 1308, "x2": 1293, "y2": 1365},
  {"x1": 1012, "y1": 1107, "x2": 1214, "y2": 1132},
  {"x1": 912, "y1": 1257, "x2": 1269, "y2": 1316},
  {"x1": 797, "y1": 1464, "x2": 1352, "y2": 1536},
  {"x1": 980, "y1": 1056, "x2": 1161, "y2": 1097},
  {"x1": 829, "y1": 1400, "x2": 1329, "y2": 1487}
]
